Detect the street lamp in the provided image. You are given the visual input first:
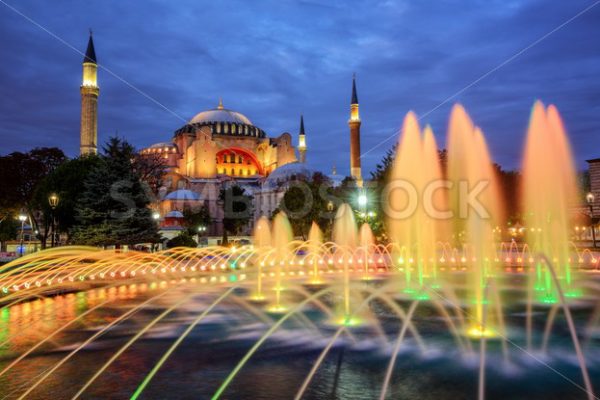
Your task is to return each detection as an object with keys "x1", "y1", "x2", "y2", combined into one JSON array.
[
  {"x1": 358, "y1": 190, "x2": 369, "y2": 224},
  {"x1": 48, "y1": 193, "x2": 59, "y2": 247},
  {"x1": 587, "y1": 192, "x2": 596, "y2": 248},
  {"x1": 327, "y1": 200, "x2": 335, "y2": 232},
  {"x1": 197, "y1": 225, "x2": 207, "y2": 246},
  {"x1": 18, "y1": 212, "x2": 27, "y2": 257},
  {"x1": 358, "y1": 192, "x2": 368, "y2": 208},
  {"x1": 150, "y1": 211, "x2": 161, "y2": 252},
  {"x1": 49, "y1": 193, "x2": 59, "y2": 208}
]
